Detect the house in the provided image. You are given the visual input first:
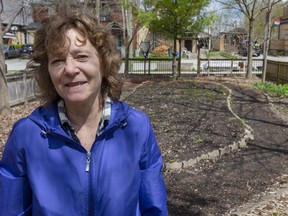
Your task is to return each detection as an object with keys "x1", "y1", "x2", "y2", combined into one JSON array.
[
  {"x1": 1, "y1": 0, "x2": 159, "y2": 58},
  {"x1": 212, "y1": 28, "x2": 247, "y2": 54},
  {"x1": 270, "y1": 3, "x2": 288, "y2": 55},
  {"x1": 2, "y1": 0, "x2": 34, "y2": 45},
  {"x1": 26, "y1": 0, "x2": 141, "y2": 57}
]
